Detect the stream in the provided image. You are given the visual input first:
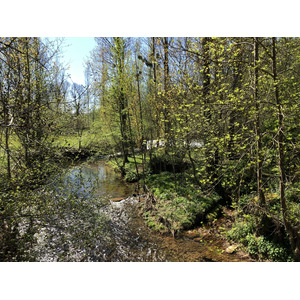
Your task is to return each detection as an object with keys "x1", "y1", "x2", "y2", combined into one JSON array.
[{"x1": 29, "y1": 161, "x2": 252, "y2": 262}]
